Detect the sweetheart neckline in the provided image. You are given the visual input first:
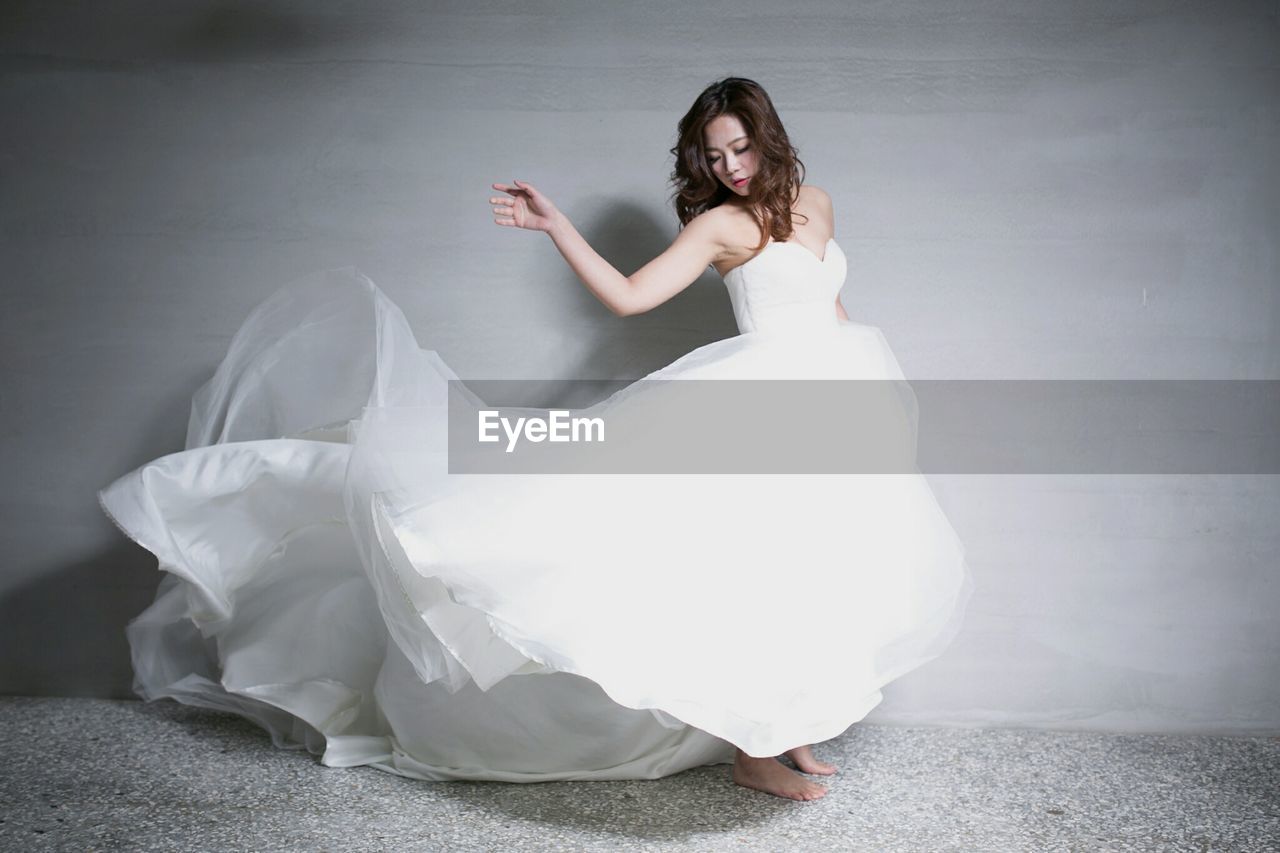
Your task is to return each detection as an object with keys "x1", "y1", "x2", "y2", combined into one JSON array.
[{"x1": 724, "y1": 237, "x2": 838, "y2": 278}]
